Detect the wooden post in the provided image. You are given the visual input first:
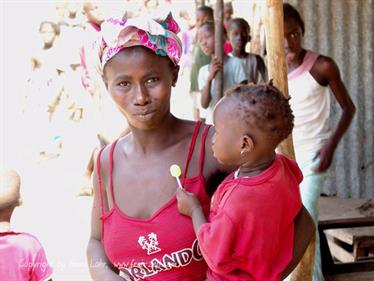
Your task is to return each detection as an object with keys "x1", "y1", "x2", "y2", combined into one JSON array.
[
  {"x1": 263, "y1": 0, "x2": 295, "y2": 160},
  {"x1": 213, "y1": 0, "x2": 224, "y2": 105},
  {"x1": 263, "y1": 1, "x2": 314, "y2": 281}
]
